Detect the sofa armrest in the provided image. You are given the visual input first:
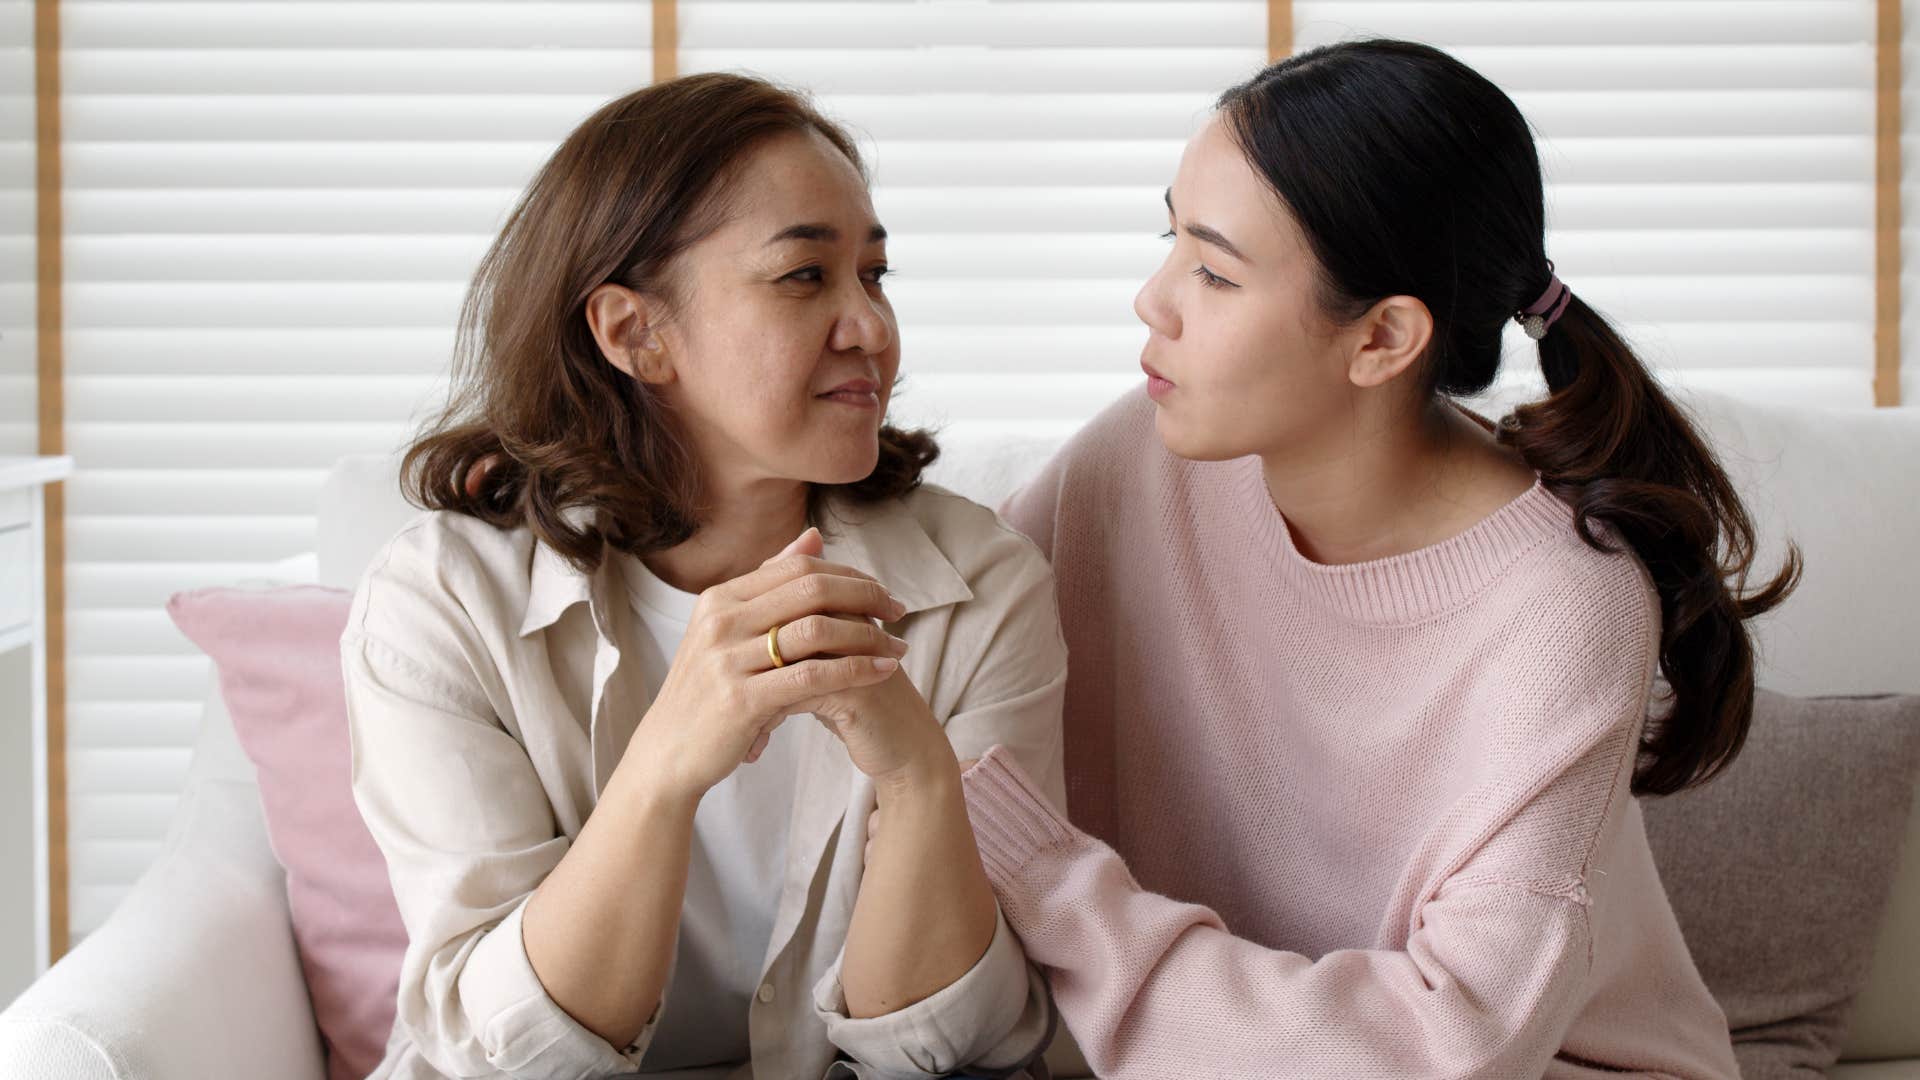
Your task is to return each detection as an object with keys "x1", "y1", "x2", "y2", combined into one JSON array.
[
  {"x1": 1843, "y1": 784, "x2": 1920, "y2": 1062},
  {"x1": 0, "y1": 777, "x2": 326, "y2": 1080}
]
